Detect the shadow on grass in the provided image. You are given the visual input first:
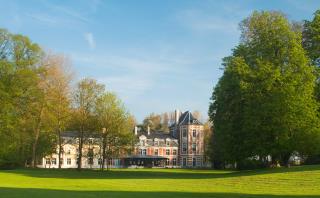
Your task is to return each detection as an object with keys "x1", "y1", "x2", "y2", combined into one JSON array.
[
  {"x1": 0, "y1": 188, "x2": 318, "y2": 198},
  {"x1": 1, "y1": 165, "x2": 319, "y2": 180}
]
